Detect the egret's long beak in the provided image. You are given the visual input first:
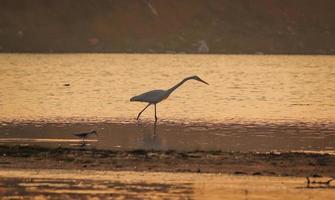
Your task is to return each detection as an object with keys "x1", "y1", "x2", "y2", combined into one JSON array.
[{"x1": 198, "y1": 78, "x2": 209, "y2": 85}]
